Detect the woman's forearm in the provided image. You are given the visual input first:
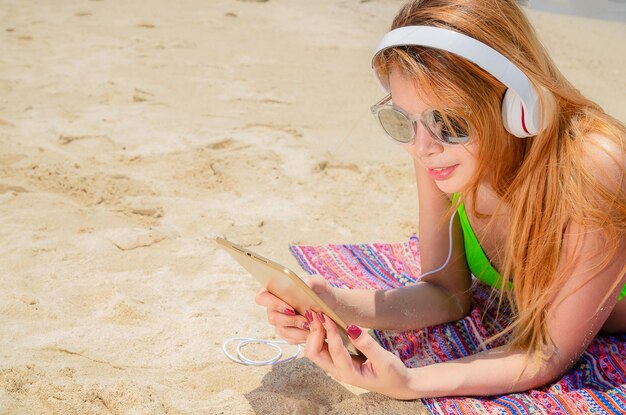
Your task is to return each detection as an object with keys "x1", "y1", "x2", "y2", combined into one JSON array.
[
  {"x1": 332, "y1": 281, "x2": 469, "y2": 330},
  {"x1": 405, "y1": 345, "x2": 563, "y2": 399}
]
